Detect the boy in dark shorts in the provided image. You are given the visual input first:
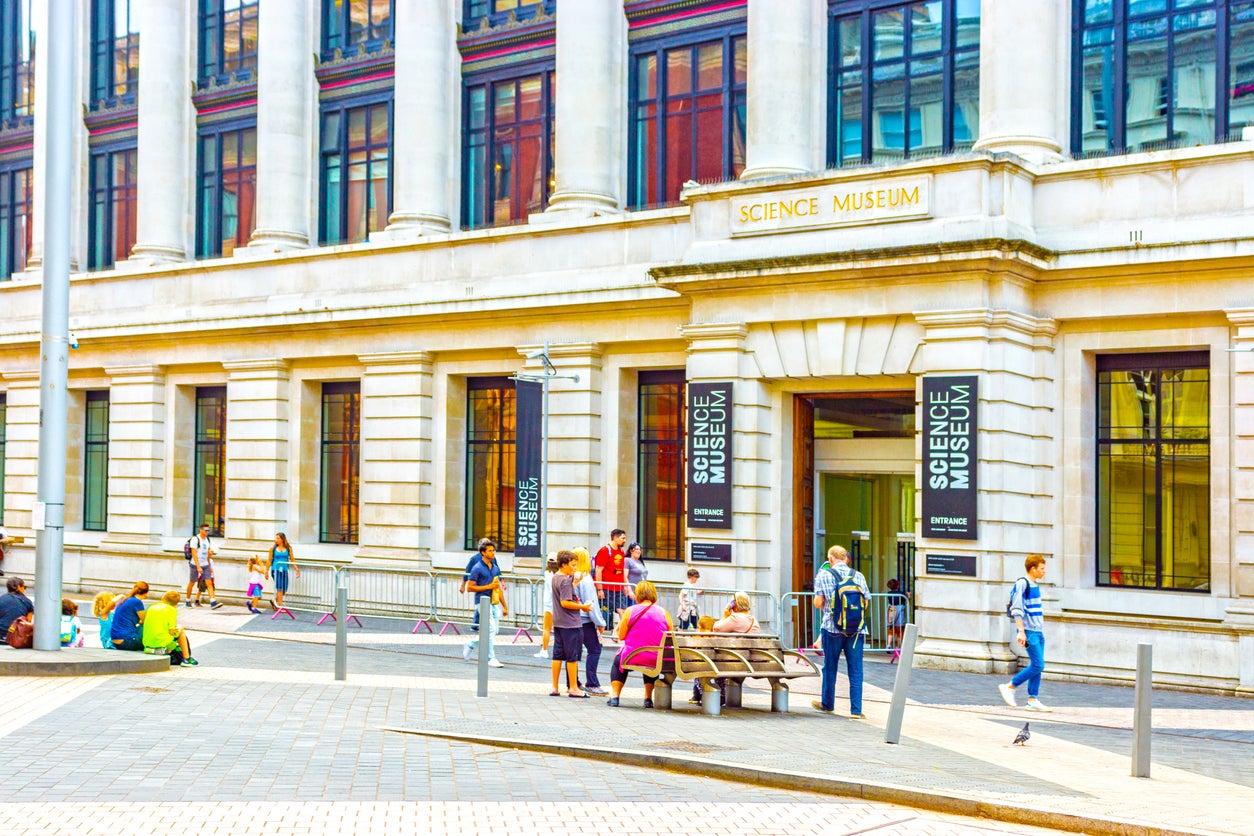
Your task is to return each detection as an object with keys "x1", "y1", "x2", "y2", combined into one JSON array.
[{"x1": 550, "y1": 550, "x2": 592, "y2": 698}]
